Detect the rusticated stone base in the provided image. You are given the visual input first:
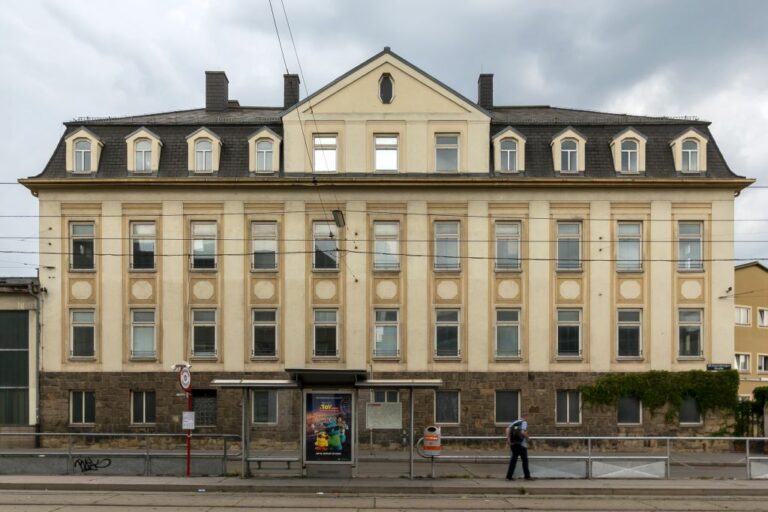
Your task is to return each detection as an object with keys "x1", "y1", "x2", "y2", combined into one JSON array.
[{"x1": 40, "y1": 371, "x2": 731, "y2": 447}]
